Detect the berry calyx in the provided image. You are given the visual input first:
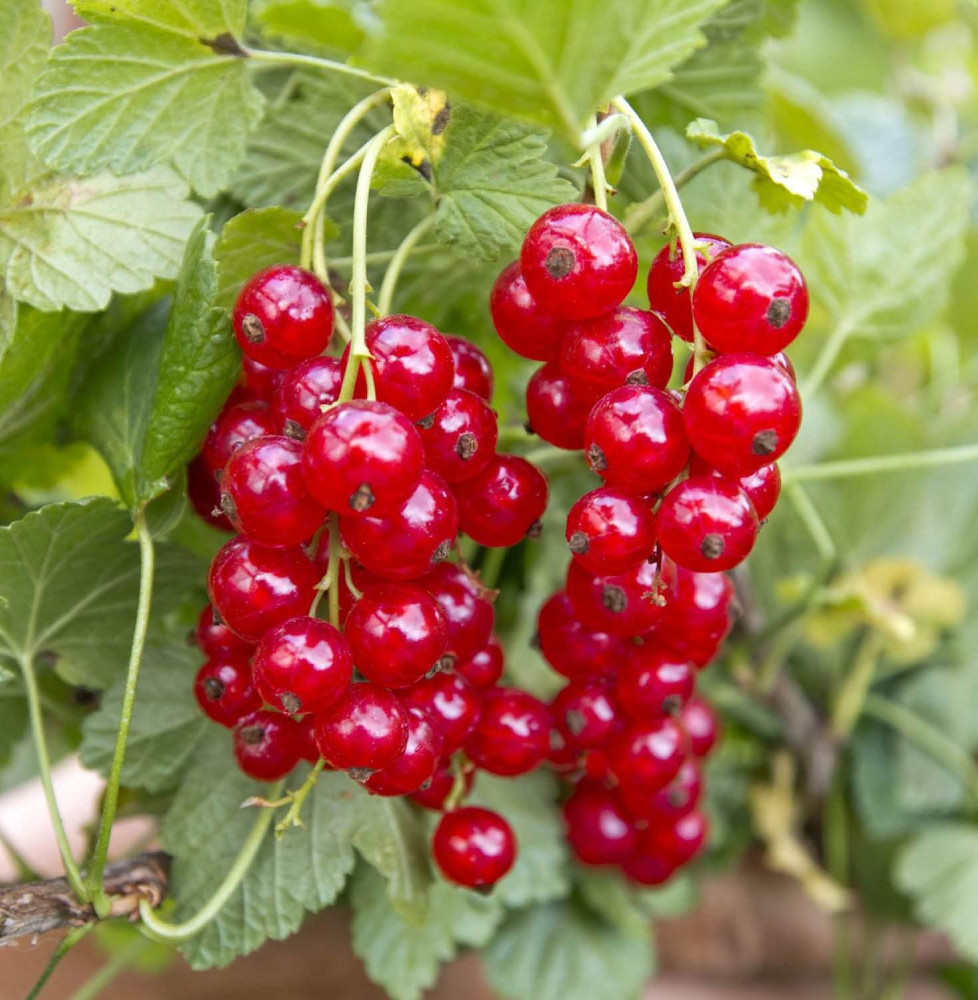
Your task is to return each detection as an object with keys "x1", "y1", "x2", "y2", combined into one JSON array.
[
  {"x1": 464, "y1": 687, "x2": 551, "y2": 776},
  {"x1": 272, "y1": 356, "x2": 343, "y2": 440},
  {"x1": 525, "y1": 362, "x2": 593, "y2": 450},
  {"x1": 314, "y1": 682, "x2": 410, "y2": 774},
  {"x1": 565, "y1": 487, "x2": 657, "y2": 576},
  {"x1": 446, "y1": 334, "x2": 494, "y2": 400},
  {"x1": 233, "y1": 709, "x2": 302, "y2": 781},
  {"x1": 614, "y1": 646, "x2": 695, "y2": 720},
  {"x1": 432, "y1": 806, "x2": 516, "y2": 889},
  {"x1": 490, "y1": 261, "x2": 569, "y2": 361},
  {"x1": 416, "y1": 388, "x2": 498, "y2": 484},
  {"x1": 551, "y1": 679, "x2": 623, "y2": 750},
  {"x1": 565, "y1": 559, "x2": 668, "y2": 638},
  {"x1": 363, "y1": 707, "x2": 443, "y2": 796},
  {"x1": 194, "y1": 657, "x2": 261, "y2": 727},
  {"x1": 453, "y1": 454, "x2": 548, "y2": 548}
]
